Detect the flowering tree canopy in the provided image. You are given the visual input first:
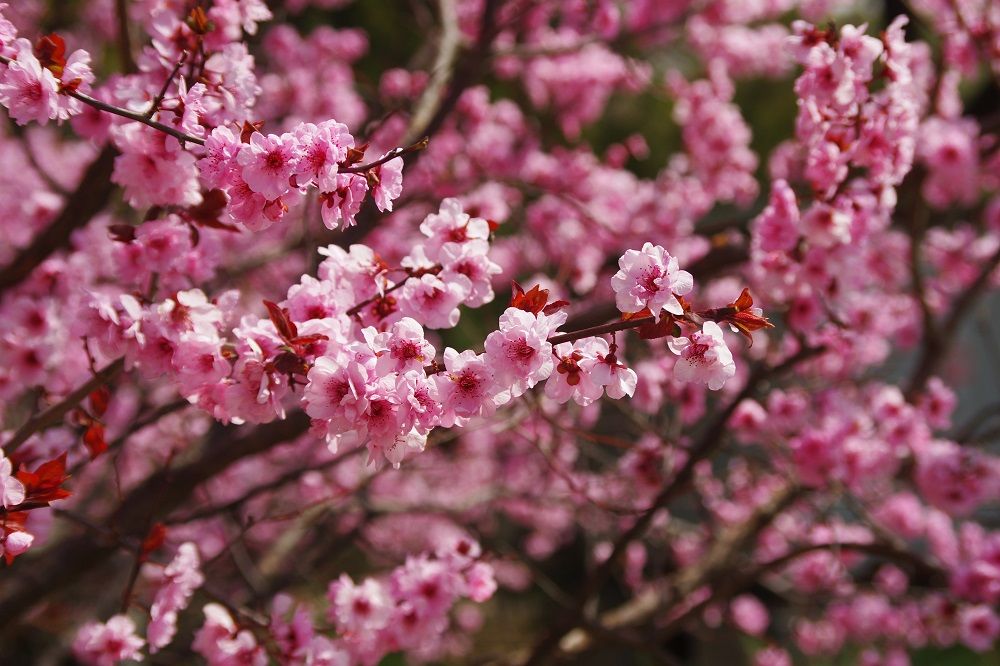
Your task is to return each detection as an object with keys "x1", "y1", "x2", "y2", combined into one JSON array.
[{"x1": 0, "y1": 1, "x2": 999, "y2": 664}]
